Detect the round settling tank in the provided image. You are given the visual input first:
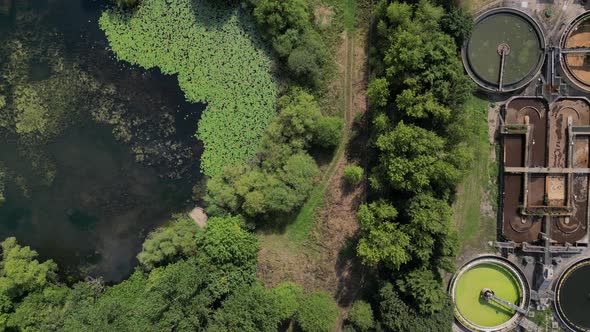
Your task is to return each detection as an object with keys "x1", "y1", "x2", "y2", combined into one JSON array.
[
  {"x1": 555, "y1": 258, "x2": 590, "y2": 331},
  {"x1": 463, "y1": 8, "x2": 545, "y2": 92},
  {"x1": 561, "y1": 12, "x2": 590, "y2": 92},
  {"x1": 449, "y1": 256, "x2": 530, "y2": 332}
]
